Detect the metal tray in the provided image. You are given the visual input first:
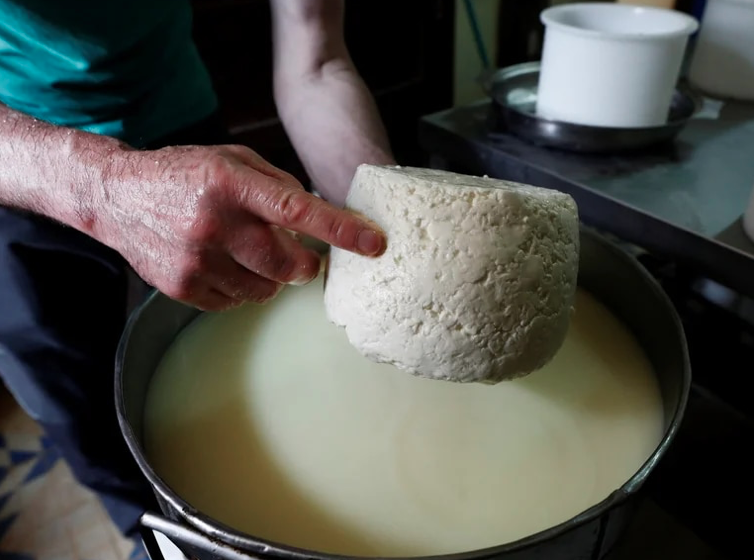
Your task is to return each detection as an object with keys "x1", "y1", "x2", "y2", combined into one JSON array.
[{"x1": 485, "y1": 62, "x2": 703, "y2": 154}]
